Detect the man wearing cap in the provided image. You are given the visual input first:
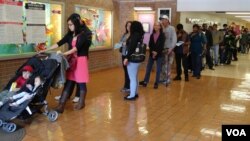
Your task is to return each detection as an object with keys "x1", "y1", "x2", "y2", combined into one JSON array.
[{"x1": 159, "y1": 15, "x2": 177, "y2": 86}]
